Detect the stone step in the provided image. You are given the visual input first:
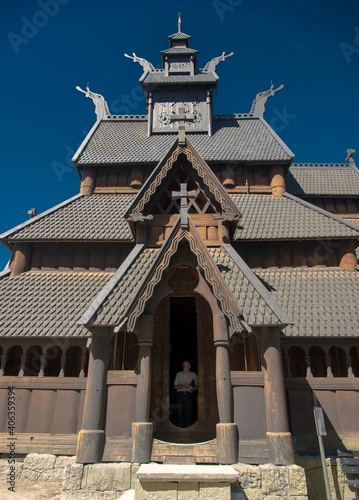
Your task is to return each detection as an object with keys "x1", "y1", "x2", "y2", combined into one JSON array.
[
  {"x1": 135, "y1": 464, "x2": 239, "y2": 500},
  {"x1": 151, "y1": 438, "x2": 217, "y2": 463}
]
